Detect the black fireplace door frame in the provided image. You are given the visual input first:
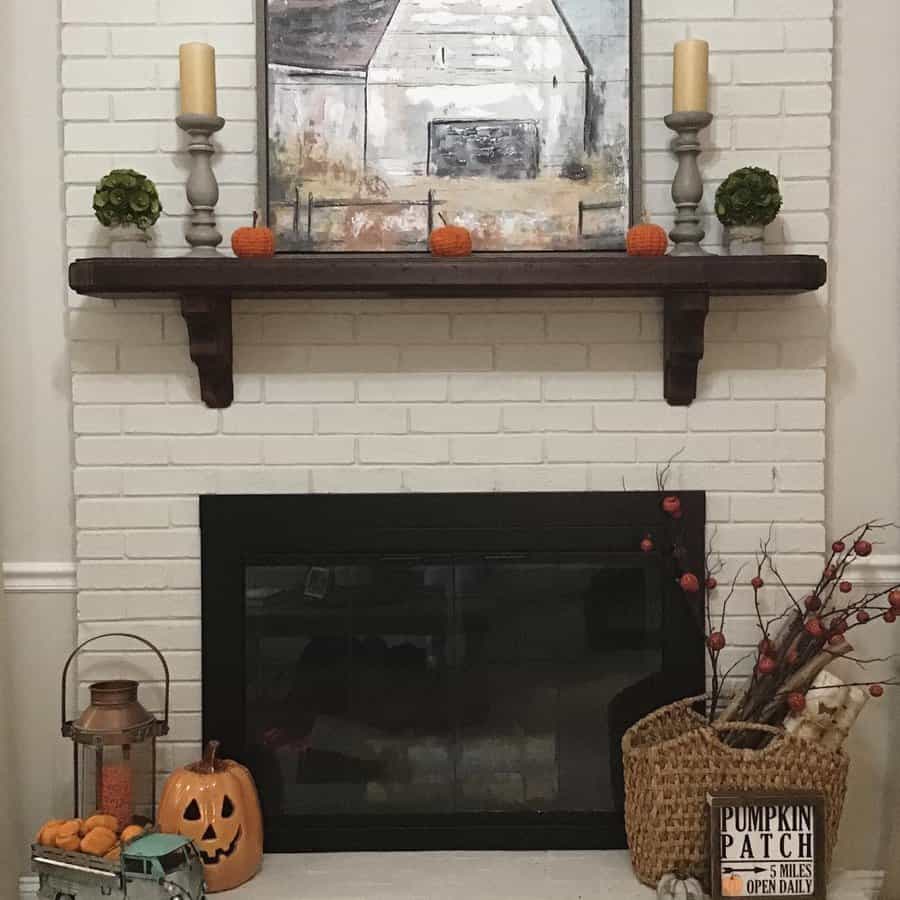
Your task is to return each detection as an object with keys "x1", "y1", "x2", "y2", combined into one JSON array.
[{"x1": 201, "y1": 491, "x2": 706, "y2": 852}]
